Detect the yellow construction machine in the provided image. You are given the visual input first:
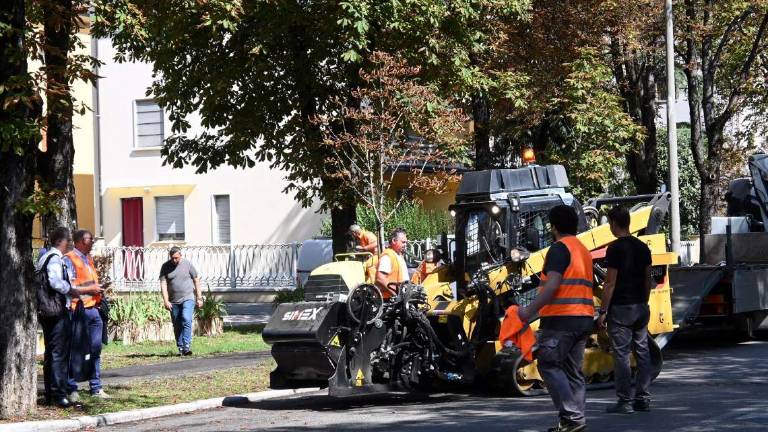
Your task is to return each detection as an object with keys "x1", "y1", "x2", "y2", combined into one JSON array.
[{"x1": 263, "y1": 163, "x2": 677, "y2": 396}]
